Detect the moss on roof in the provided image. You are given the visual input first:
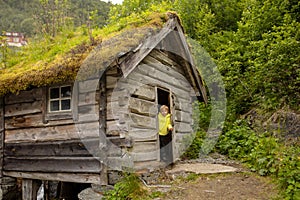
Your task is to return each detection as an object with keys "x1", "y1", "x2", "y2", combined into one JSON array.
[{"x1": 0, "y1": 12, "x2": 171, "y2": 96}]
